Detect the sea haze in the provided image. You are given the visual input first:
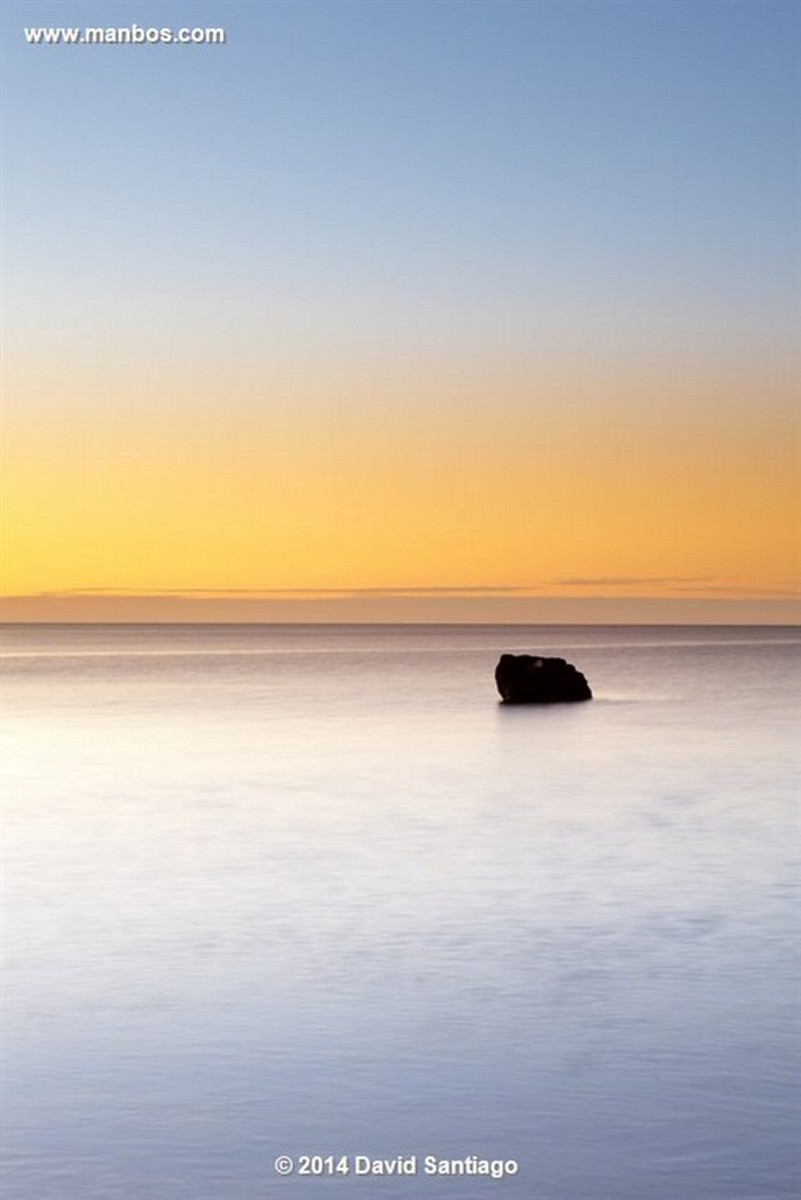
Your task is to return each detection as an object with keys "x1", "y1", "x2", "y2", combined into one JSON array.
[{"x1": 1, "y1": 624, "x2": 799, "y2": 1199}]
